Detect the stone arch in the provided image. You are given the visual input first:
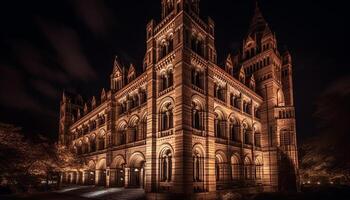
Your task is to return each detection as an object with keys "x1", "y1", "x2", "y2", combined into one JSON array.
[
  {"x1": 96, "y1": 158, "x2": 107, "y2": 185},
  {"x1": 243, "y1": 155, "x2": 253, "y2": 180},
  {"x1": 116, "y1": 120, "x2": 127, "y2": 145},
  {"x1": 129, "y1": 151, "x2": 146, "y2": 168},
  {"x1": 96, "y1": 158, "x2": 106, "y2": 170},
  {"x1": 116, "y1": 120, "x2": 128, "y2": 131},
  {"x1": 87, "y1": 160, "x2": 95, "y2": 170},
  {"x1": 253, "y1": 123, "x2": 262, "y2": 147},
  {"x1": 214, "y1": 107, "x2": 227, "y2": 120},
  {"x1": 255, "y1": 156, "x2": 263, "y2": 180},
  {"x1": 97, "y1": 129, "x2": 106, "y2": 150},
  {"x1": 215, "y1": 150, "x2": 227, "y2": 163},
  {"x1": 214, "y1": 108, "x2": 227, "y2": 139},
  {"x1": 242, "y1": 119, "x2": 253, "y2": 145},
  {"x1": 277, "y1": 89, "x2": 285, "y2": 106},
  {"x1": 128, "y1": 151, "x2": 146, "y2": 188},
  {"x1": 192, "y1": 95, "x2": 204, "y2": 130},
  {"x1": 215, "y1": 150, "x2": 227, "y2": 182},
  {"x1": 158, "y1": 97, "x2": 175, "y2": 112},
  {"x1": 192, "y1": 95, "x2": 204, "y2": 110},
  {"x1": 159, "y1": 144, "x2": 174, "y2": 182},
  {"x1": 84, "y1": 160, "x2": 96, "y2": 185},
  {"x1": 128, "y1": 115, "x2": 140, "y2": 143},
  {"x1": 228, "y1": 114, "x2": 240, "y2": 142},
  {"x1": 193, "y1": 143, "x2": 205, "y2": 183},
  {"x1": 159, "y1": 98, "x2": 174, "y2": 131},
  {"x1": 110, "y1": 155, "x2": 126, "y2": 187},
  {"x1": 231, "y1": 153, "x2": 241, "y2": 180},
  {"x1": 111, "y1": 155, "x2": 126, "y2": 169}
]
